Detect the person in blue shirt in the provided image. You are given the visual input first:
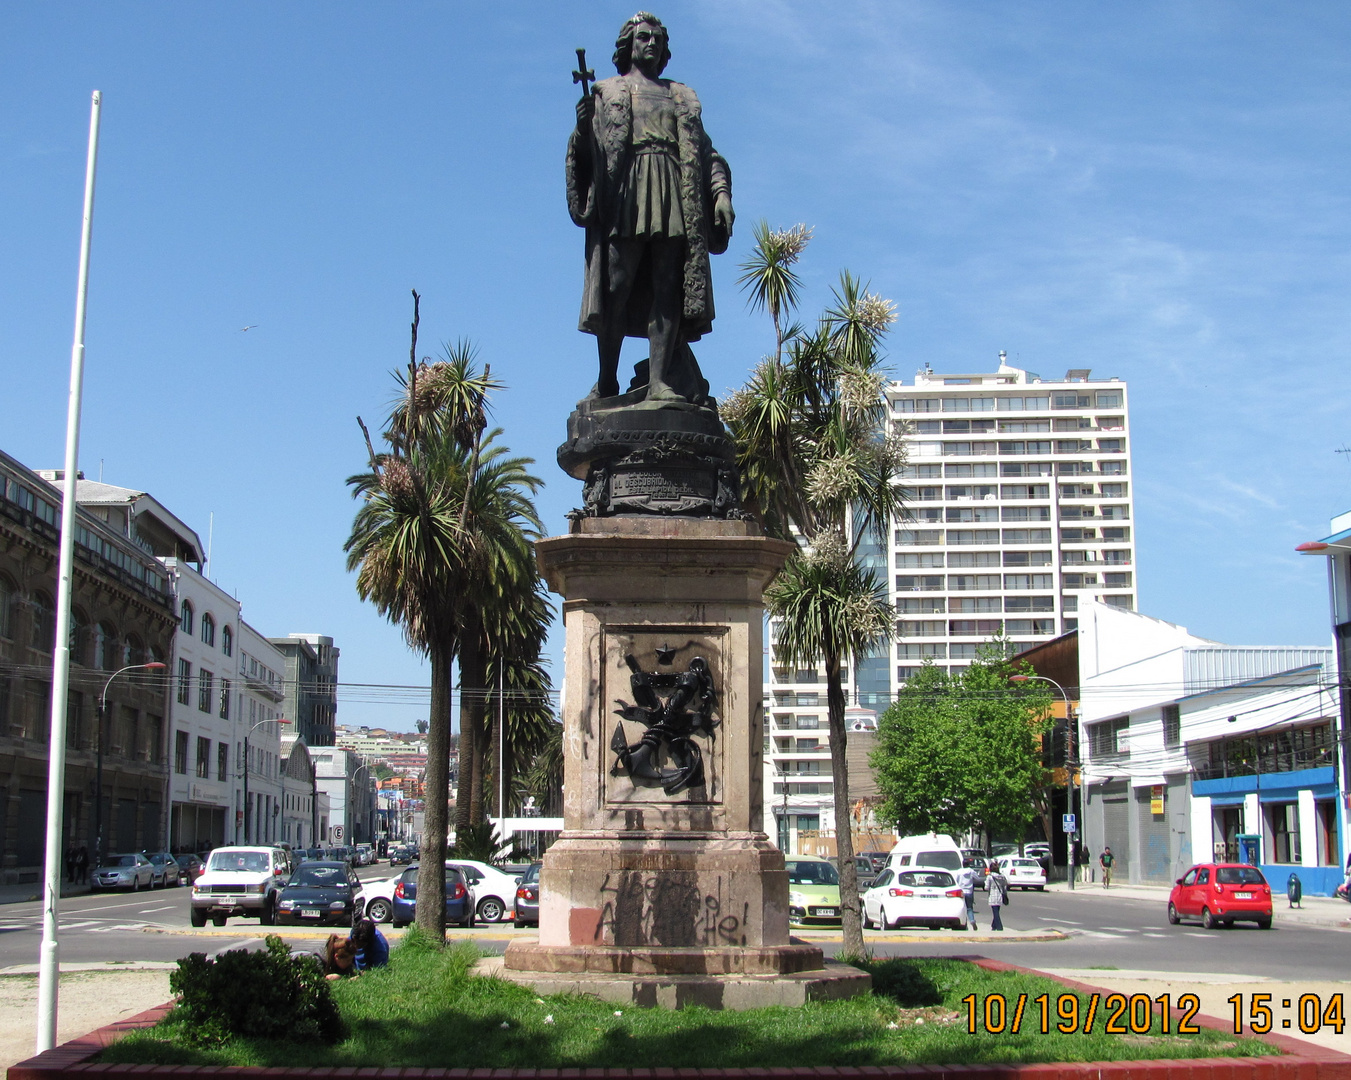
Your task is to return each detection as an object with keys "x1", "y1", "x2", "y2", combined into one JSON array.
[{"x1": 351, "y1": 918, "x2": 389, "y2": 971}]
